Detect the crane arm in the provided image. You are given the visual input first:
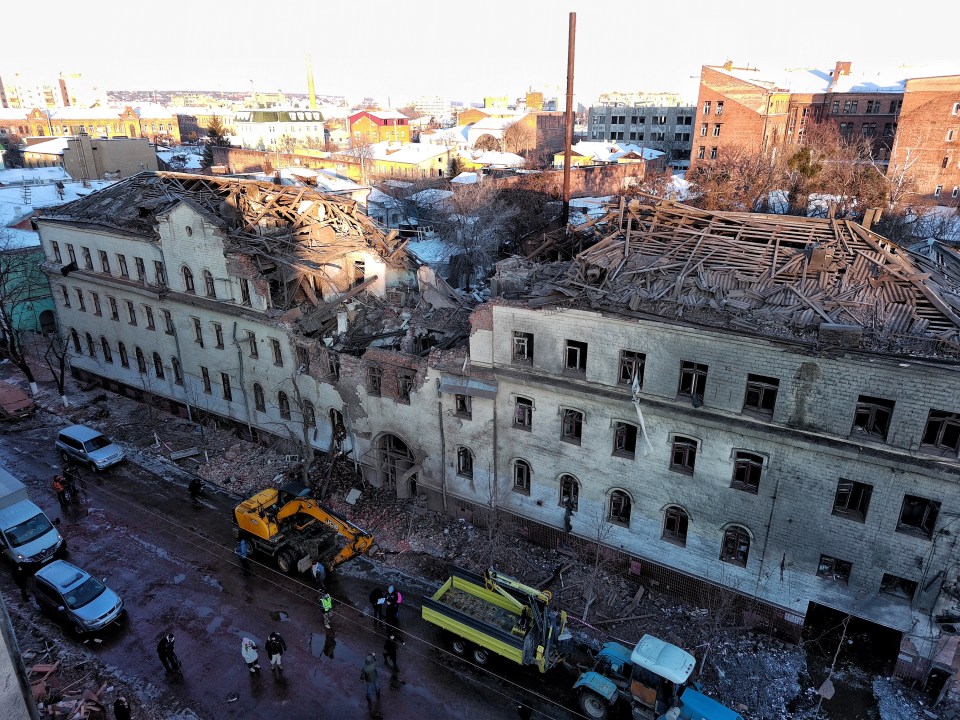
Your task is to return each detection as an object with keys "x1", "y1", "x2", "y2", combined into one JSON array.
[{"x1": 275, "y1": 497, "x2": 375, "y2": 567}]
